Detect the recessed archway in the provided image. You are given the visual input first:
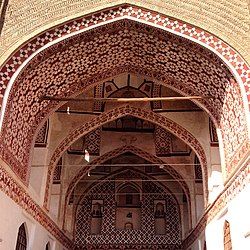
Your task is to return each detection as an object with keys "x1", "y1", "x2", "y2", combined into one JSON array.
[
  {"x1": 64, "y1": 145, "x2": 191, "y2": 207},
  {"x1": 73, "y1": 168, "x2": 182, "y2": 248},
  {"x1": 60, "y1": 145, "x2": 193, "y2": 234},
  {"x1": 44, "y1": 105, "x2": 208, "y2": 207}
]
